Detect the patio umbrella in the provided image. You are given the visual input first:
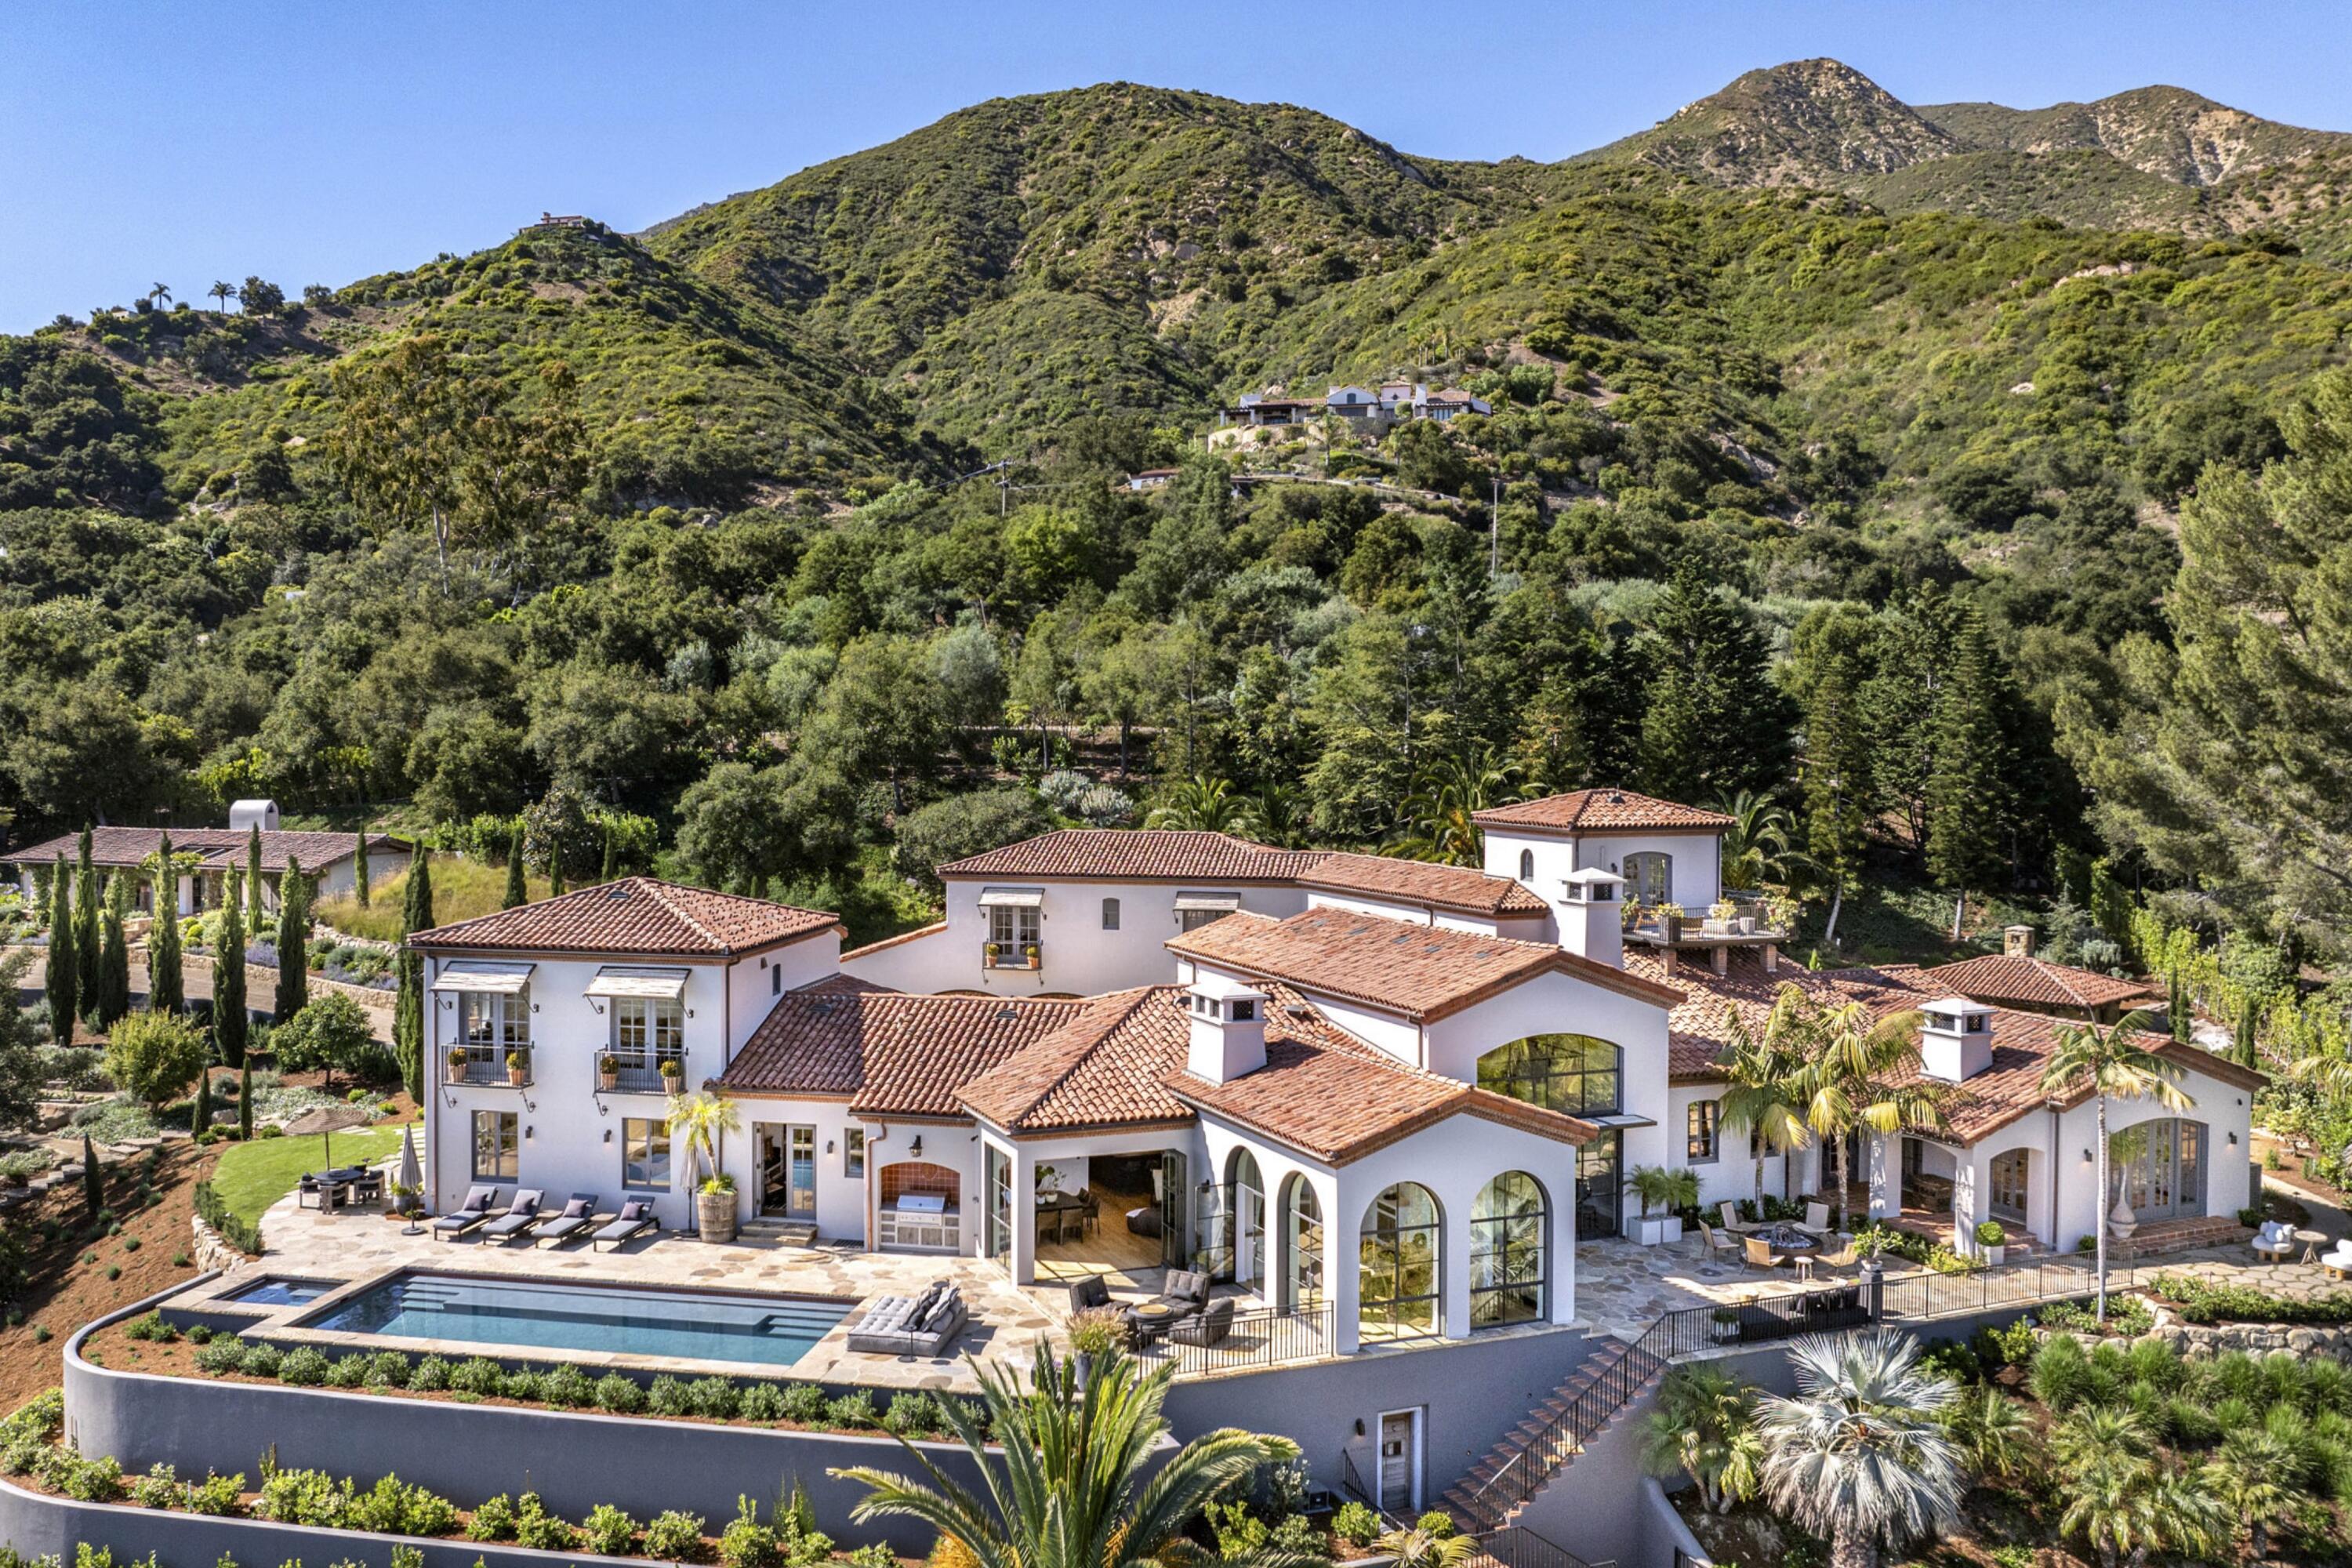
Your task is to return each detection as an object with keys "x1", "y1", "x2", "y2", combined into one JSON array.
[
  {"x1": 281, "y1": 1103, "x2": 375, "y2": 1173},
  {"x1": 394, "y1": 1127, "x2": 424, "y2": 1232}
]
